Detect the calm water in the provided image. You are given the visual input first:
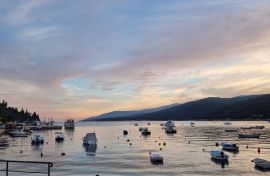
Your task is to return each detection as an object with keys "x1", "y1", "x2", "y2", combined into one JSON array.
[{"x1": 1, "y1": 121, "x2": 270, "y2": 176}]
